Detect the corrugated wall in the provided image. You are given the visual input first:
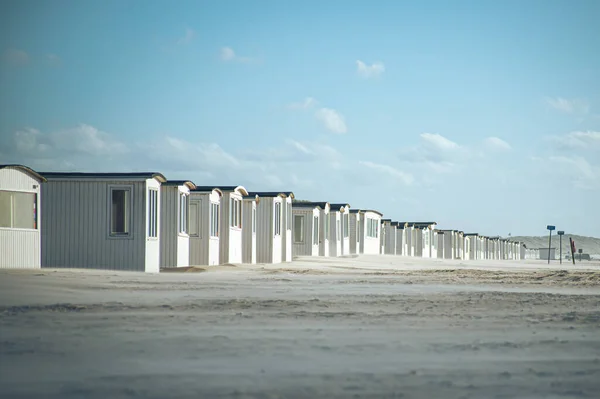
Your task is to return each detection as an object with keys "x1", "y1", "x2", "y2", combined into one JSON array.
[
  {"x1": 256, "y1": 198, "x2": 275, "y2": 263},
  {"x1": 329, "y1": 212, "x2": 341, "y2": 257},
  {"x1": 0, "y1": 168, "x2": 42, "y2": 269},
  {"x1": 189, "y1": 191, "x2": 220, "y2": 266},
  {"x1": 41, "y1": 179, "x2": 147, "y2": 271},
  {"x1": 292, "y1": 208, "x2": 316, "y2": 257},
  {"x1": 349, "y1": 213, "x2": 358, "y2": 254},
  {"x1": 396, "y1": 229, "x2": 404, "y2": 256},
  {"x1": 384, "y1": 225, "x2": 396, "y2": 254},
  {"x1": 160, "y1": 187, "x2": 178, "y2": 268},
  {"x1": 242, "y1": 200, "x2": 256, "y2": 264}
]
